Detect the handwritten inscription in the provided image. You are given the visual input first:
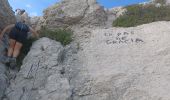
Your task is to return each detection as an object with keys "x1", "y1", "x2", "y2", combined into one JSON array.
[{"x1": 104, "y1": 31, "x2": 144, "y2": 45}]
